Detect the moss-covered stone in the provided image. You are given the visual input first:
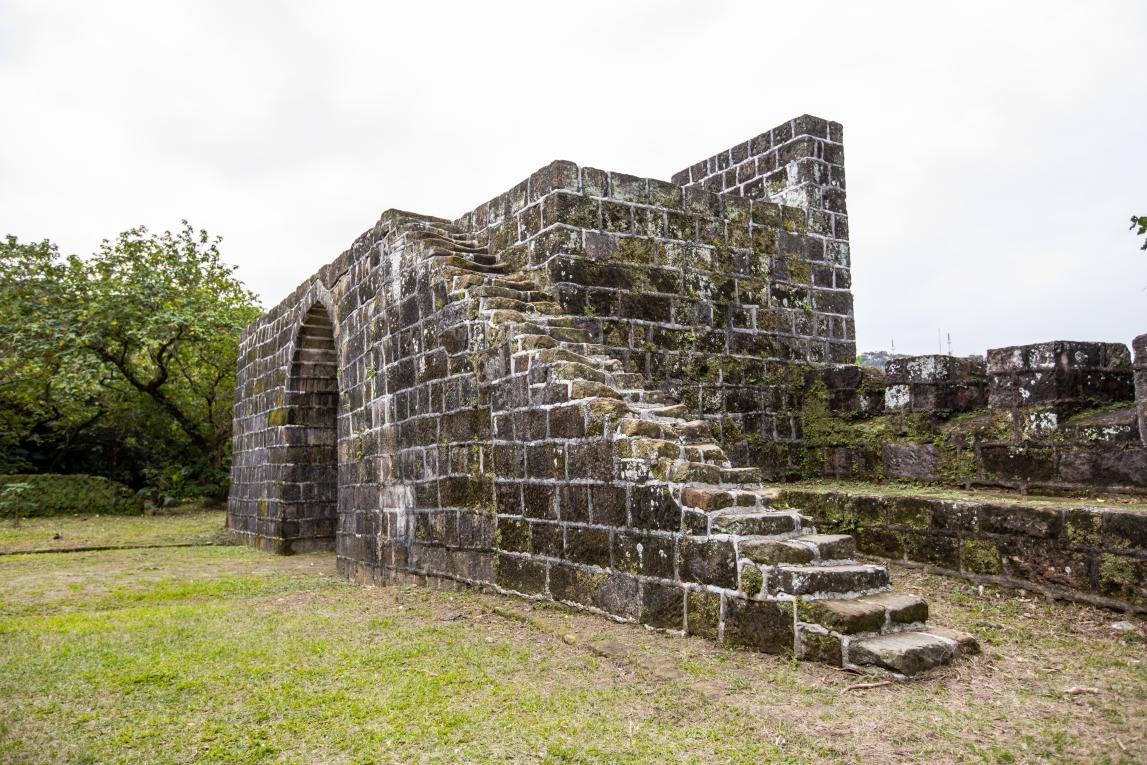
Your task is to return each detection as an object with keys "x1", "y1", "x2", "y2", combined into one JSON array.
[
  {"x1": 1064, "y1": 509, "x2": 1102, "y2": 548},
  {"x1": 740, "y1": 564, "x2": 764, "y2": 597},
  {"x1": 686, "y1": 589, "x2": 721, "y2": 639},
  {"x1": 961, "y1": 538, "x2": 1003, "y2": 575},
  {"x1": 1098, "y1": 554, "x2": 1145, "y2": 604},
  {"x1": 797, "y1": 627, "x2": 843, "y2": 666}
]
